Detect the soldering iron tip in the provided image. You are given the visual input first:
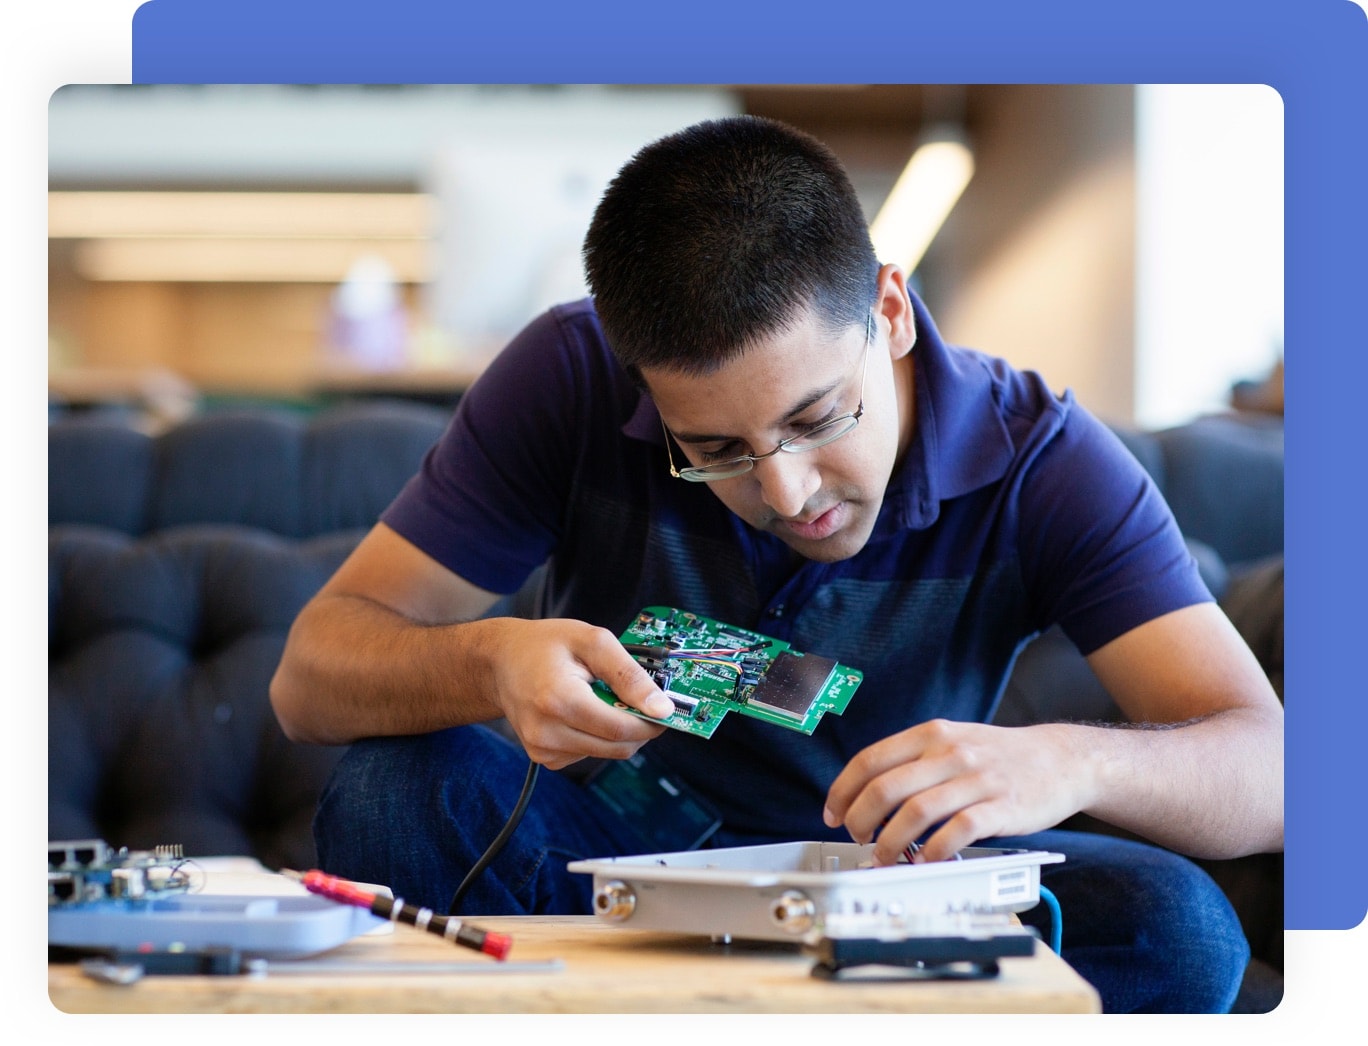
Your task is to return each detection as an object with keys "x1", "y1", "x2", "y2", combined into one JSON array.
[{"x1": 278, "y1": 868, "x2": 303, "y2": 882}]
